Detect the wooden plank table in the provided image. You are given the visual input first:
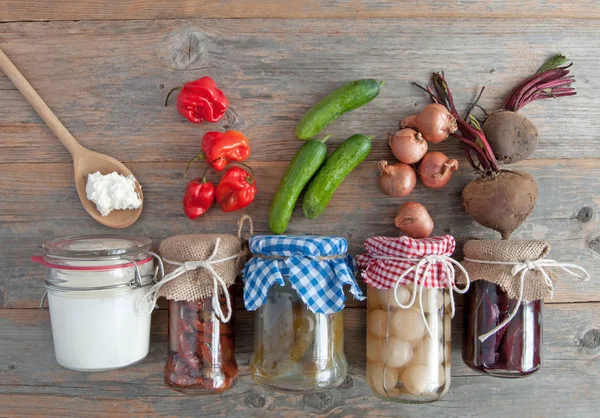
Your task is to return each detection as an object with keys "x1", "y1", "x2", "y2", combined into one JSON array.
[{"x1": 1, "y1": 2, "x2": 599, "y2": 416}]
